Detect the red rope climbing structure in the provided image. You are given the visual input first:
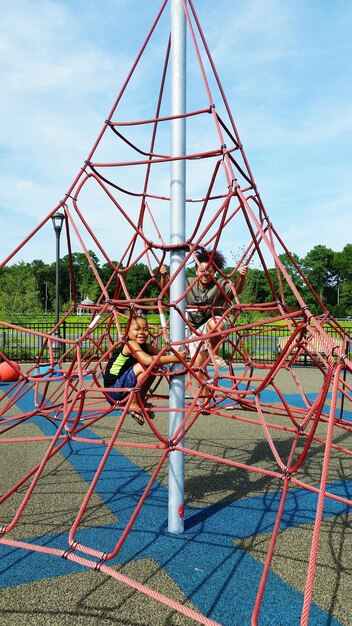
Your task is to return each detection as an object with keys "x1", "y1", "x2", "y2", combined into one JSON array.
[{"x1": 1, "y1": 1, "x2": 352, "y2": 624}]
